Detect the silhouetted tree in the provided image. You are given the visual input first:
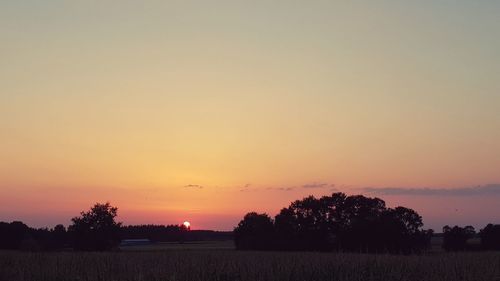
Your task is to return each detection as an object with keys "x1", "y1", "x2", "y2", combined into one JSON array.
[
  {"x1": 339, "y1": 195, "x2": 387, "y2": 252},
  {"x1": 274, "y1": 207, "x2": 301, "y2": 250},
  {"x1": 235, "y1": 193, "x2": 433, "y2": 253},
  {"x1": 234, "y1": 212, "x2": 274, "y2": 250},
  {"x1": 274, "y1": 193, "x2": 346, "y2": 251},
  {"x1": 480, "y1": 224, "x2": 500, "y2": 251},
  {"x1": 374, "y1": 207, "x2": 431, "y2": 253},
  {"x1": 48, "y1": 224, "x2": 68, "y2": 249},
  {"x1": 121, "y1": 224, "x2": 185, "y2": 242},
  {"x1": 442, "y1": 225, "x2": 475, "y2": 251},
  {"x1": 120, "y1": 224, "x2": 231, "y2": 242},
  {"x1": 0, "y1": 221, "x2": 30, "y2": 249},
  {"x1": 68, "y1": 202, "x2": 121, "y2": 251},
  {"x1": 0, "y1": 221, "x2": 71, "y2": 251}
]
